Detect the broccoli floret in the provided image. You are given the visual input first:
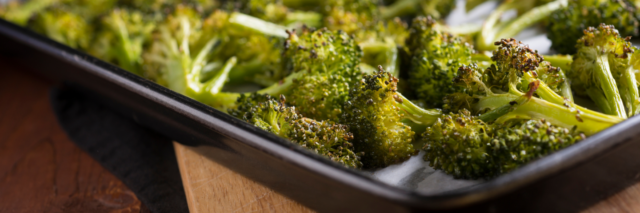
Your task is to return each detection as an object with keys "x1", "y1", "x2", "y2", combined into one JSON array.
[
  {"x1": 342, "y1": 68, "x2": 442, "y2": 168},
  {"x1": 423, "y1": 110, "x2": 585, "y2": 179},
  {"x1": 320, "y1": 0, "x2": 382, "y2": 35},
  {"x1": 547, "y1": 0, "x2": 640, "y2": 54},
  {"x1": 29, "y1": 6, "x2": 92, "y2": 50},
  {"x1": 491, "y1": 38, "x2": 574, "y2": 103},
  {"x1": 476, "y1": 0, "x2": 568, "y2": 51},
  {"x1": 89, "y1": 9, "x2": 156, "y2": 76},
  {"x1": 198, "y1": 10, "x2": 288, "y2": 87},
  {"x1": 229, "y1": 93, "x2": 363, "y2": 168},
  {"x1": 422, "y1": 109, "x2": 495, "y2": 179},
  {"x1": 381, "y1": 0, "x2": 456, "y2": 20},
  {"x1": 405, "y1": 16, "x2": 487, "y2": 108},
  {"x1": 142, "y1": 5, "x2": 241, "y2": 107},
  {"x1": 0, "y1": 0, "x2": 57, "y2": 25},
  {"x1": 570, "y1": 24, "x2": 634, "y2": 118},
  {"x1": 177, "y1": 27, "x2": 363, "y2": 118}
]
